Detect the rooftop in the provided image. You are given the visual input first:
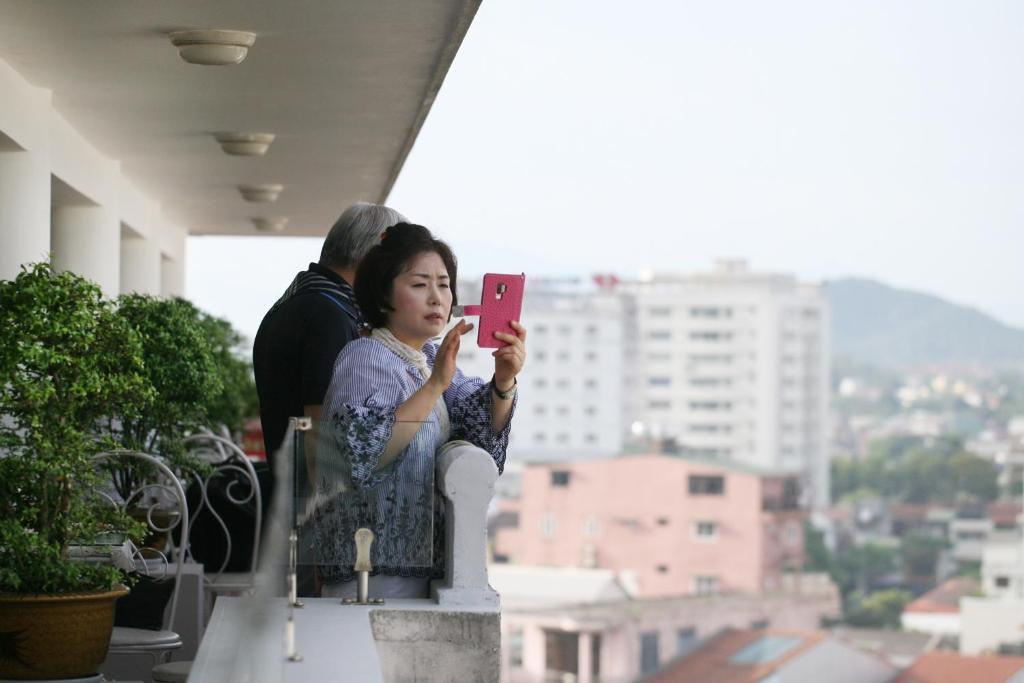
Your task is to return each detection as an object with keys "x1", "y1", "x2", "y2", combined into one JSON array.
[
  {"x1": 903, "y1": 577, "x2": 980, "y2": 615},
  {"x1": 893, "y1": 651, "x2": 1024, "y2": 683}
]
